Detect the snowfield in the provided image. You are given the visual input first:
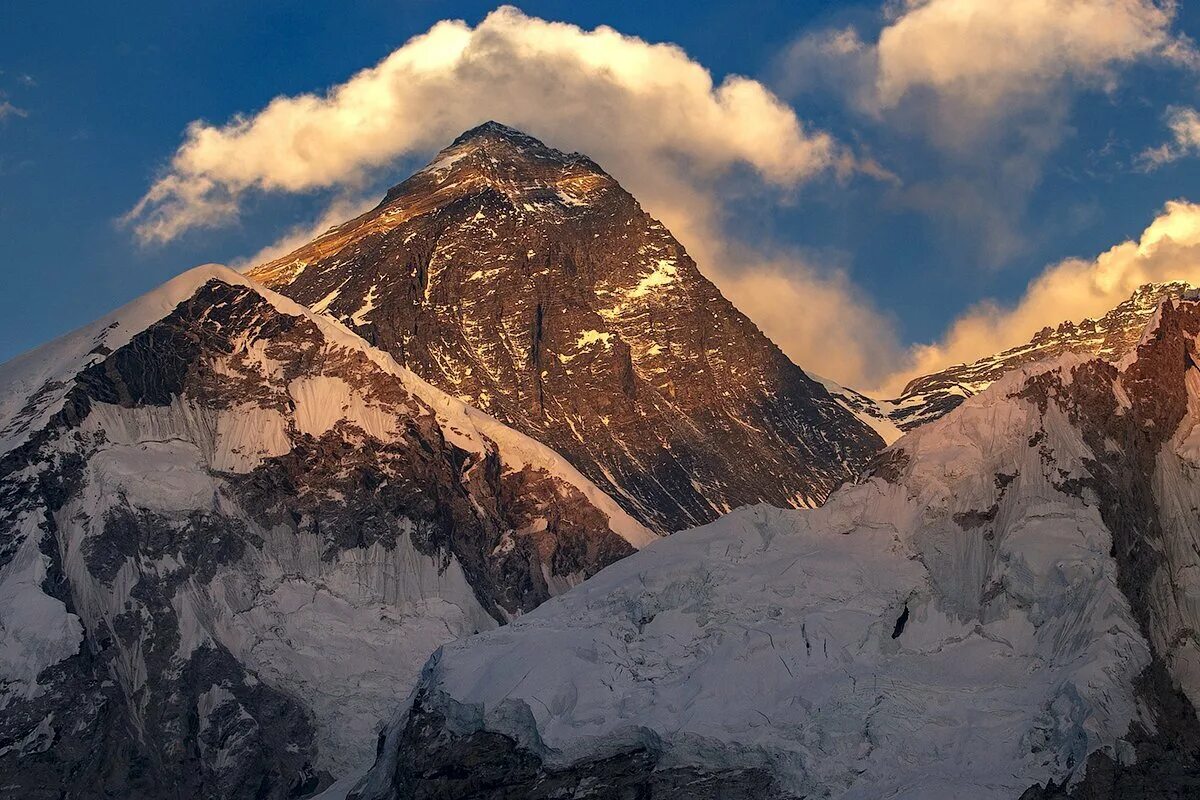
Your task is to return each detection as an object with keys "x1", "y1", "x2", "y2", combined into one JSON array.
[{"x1": 356, "y1": 343, "x2": 1200, "y2": 799}]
